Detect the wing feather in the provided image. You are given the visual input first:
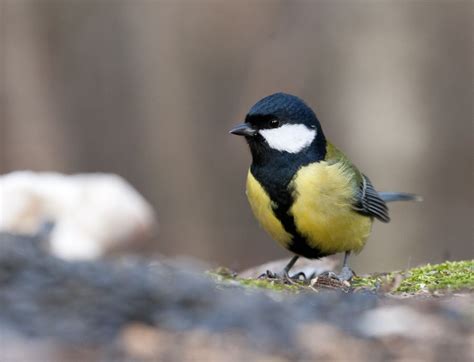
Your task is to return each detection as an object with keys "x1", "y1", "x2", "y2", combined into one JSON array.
[{"x1": 353, "y1": 175, "x2": 390, "y2": 222}]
